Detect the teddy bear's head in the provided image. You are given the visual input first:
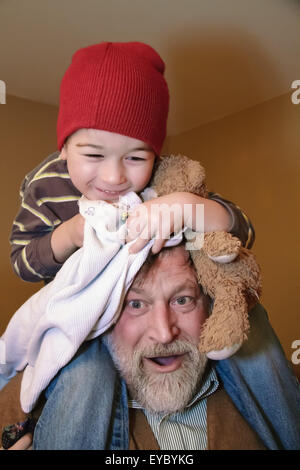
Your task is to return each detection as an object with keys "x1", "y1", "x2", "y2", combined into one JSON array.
[
  {"x1": 148, "y1": 154, "x2": 261, "y2": 359},
  {"x1": 151, "y1": 154, "x2": 208, "y2": 198}
]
